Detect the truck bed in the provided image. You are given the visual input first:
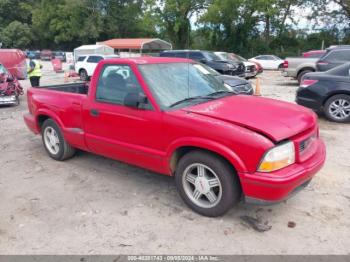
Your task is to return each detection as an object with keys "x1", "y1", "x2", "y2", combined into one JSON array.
[{"x1": 33, "y1": 82, "x2": 88, "y2": 95}]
